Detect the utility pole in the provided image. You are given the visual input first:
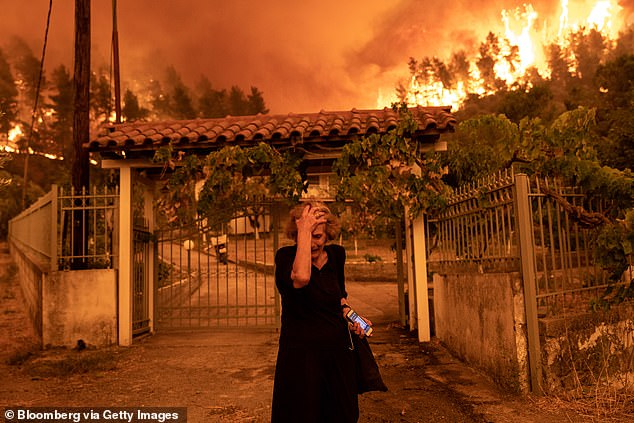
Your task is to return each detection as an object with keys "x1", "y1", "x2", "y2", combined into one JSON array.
[
  {"x1": 72, "y1": 0, "x2": 90, "y2": 268},
  {"x1": 73, "y1": 0, "x2": 90, "y2": 193},
  {"x1": 112, "y1": 0, "x2": 122, "y2": 123}
]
